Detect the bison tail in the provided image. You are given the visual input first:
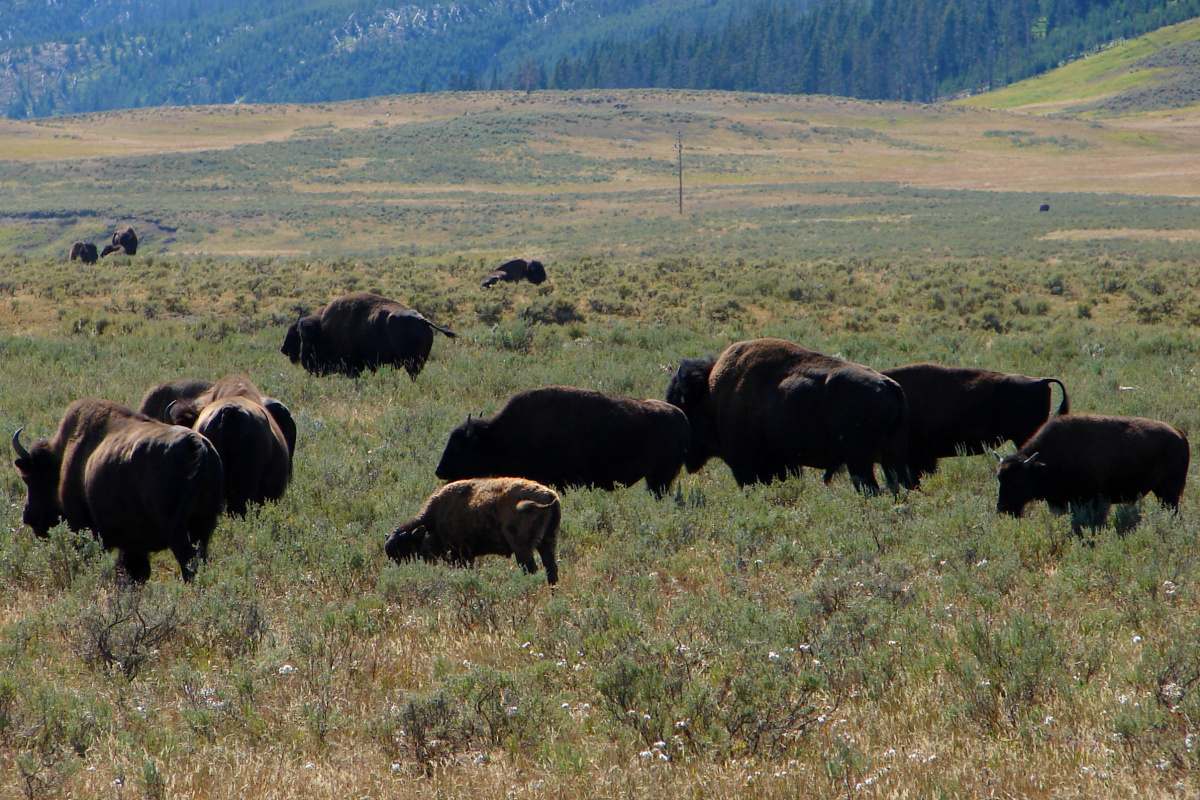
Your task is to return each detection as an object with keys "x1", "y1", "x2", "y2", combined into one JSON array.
[
  {"x1": 1044, "y1": 378, "x2": 1070, "y2": 417},
  {"x1": 430, "y1": 321, "x2": 458, "y2": 339}
]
